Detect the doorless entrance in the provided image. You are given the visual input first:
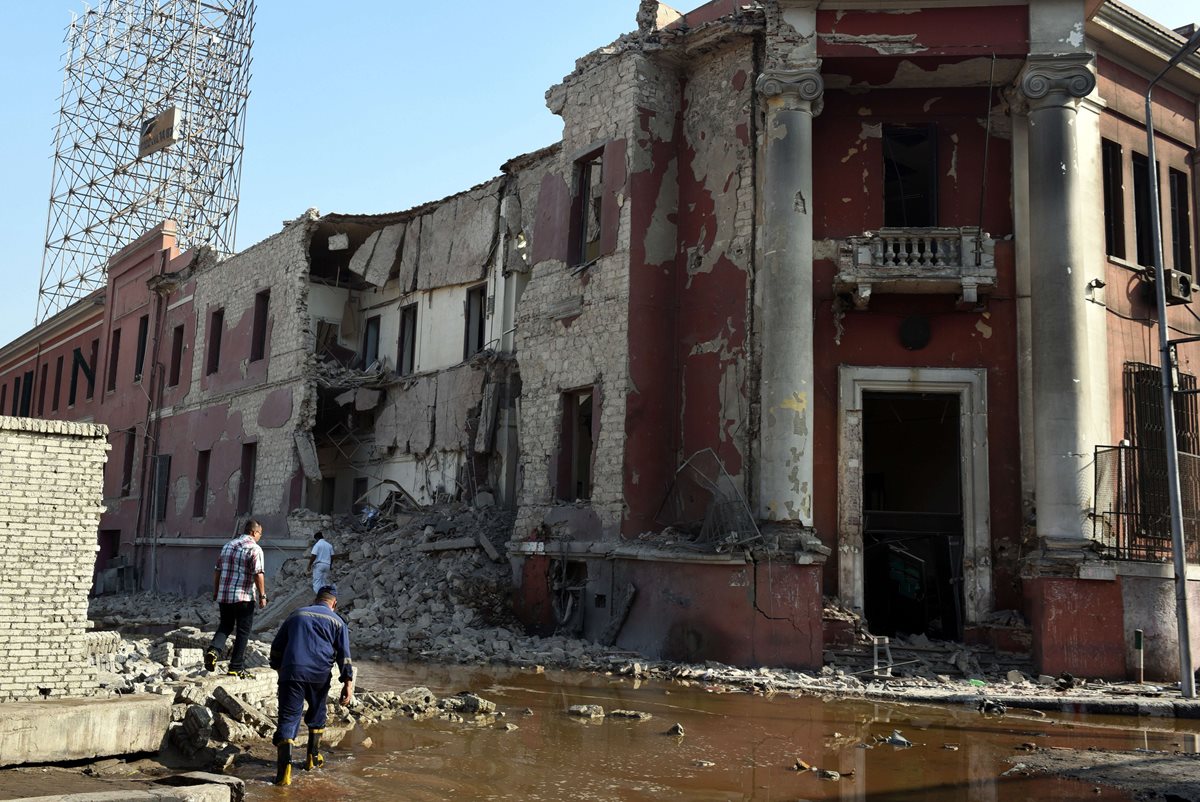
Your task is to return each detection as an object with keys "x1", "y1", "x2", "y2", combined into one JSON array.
[
  {"x1": 838, "y1": 366, "x2": 992, "y2": 631},
  {"x1": 862, "y1": 391, "x2": 963, "y2": 639}
]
